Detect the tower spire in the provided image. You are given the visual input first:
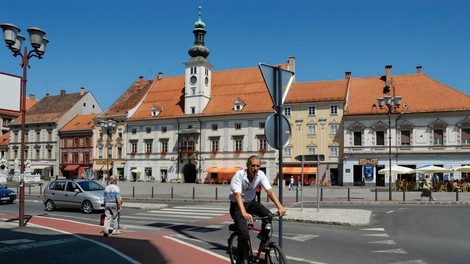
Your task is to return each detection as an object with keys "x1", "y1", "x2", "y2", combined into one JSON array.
[{"x1": 188, "y1": 5, "x2": 210, "y2": 61}]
